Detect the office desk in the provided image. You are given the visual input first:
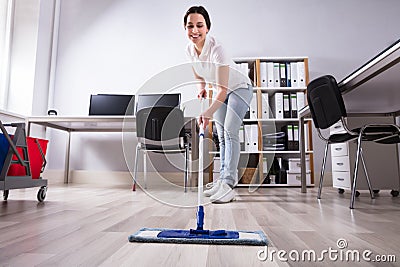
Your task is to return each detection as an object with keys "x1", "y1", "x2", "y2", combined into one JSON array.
[
  {"x1": 27, "y1": 116, "x2": 199, "y2": 184},
  {"x1": 299, "y1": 39, "x2": 400, "y2": 193}
]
